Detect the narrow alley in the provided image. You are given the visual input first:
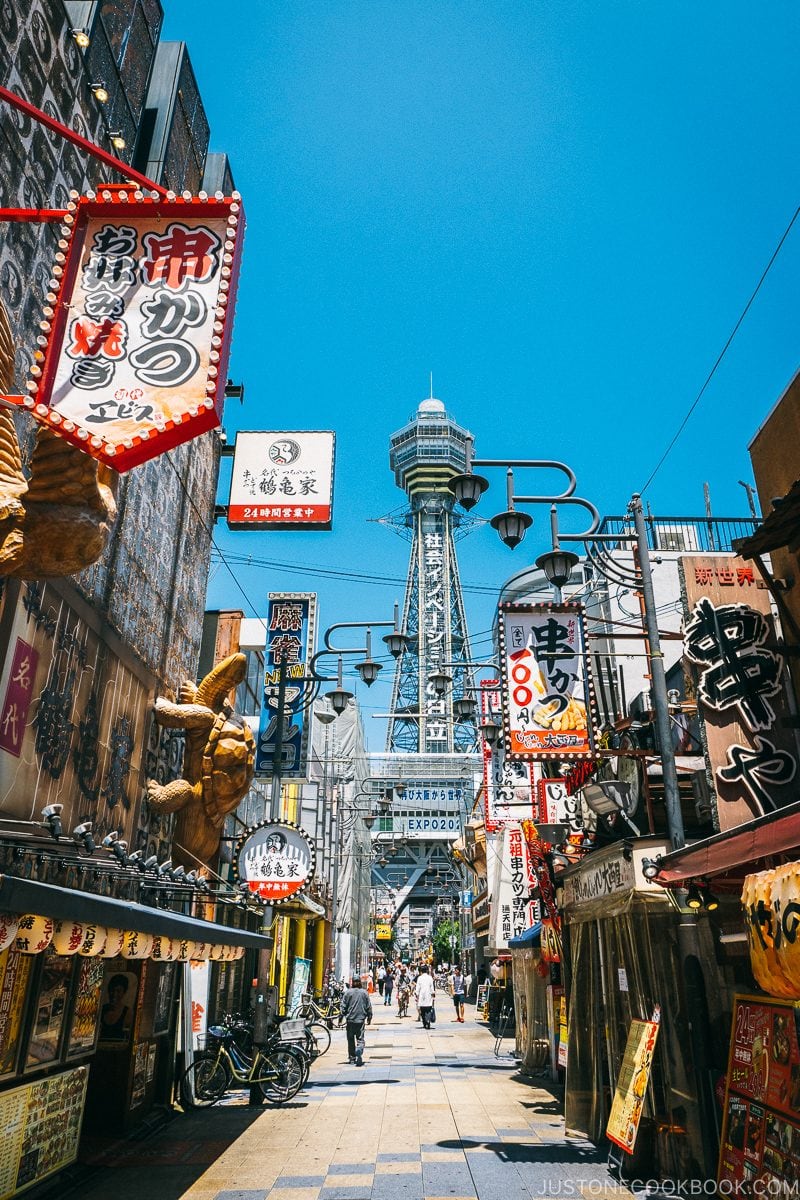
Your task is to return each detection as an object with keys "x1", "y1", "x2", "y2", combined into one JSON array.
[{"x1": 75, "y1": 1007, "x2": 621, "y2": 1200}]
